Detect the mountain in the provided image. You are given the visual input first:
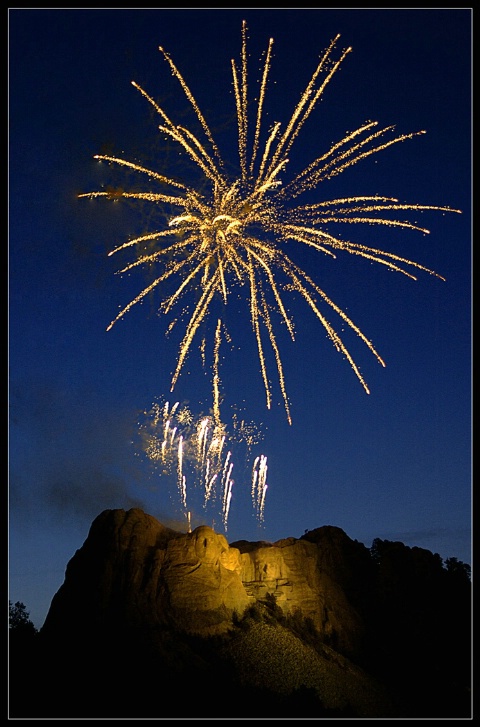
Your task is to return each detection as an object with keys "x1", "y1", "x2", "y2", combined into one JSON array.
[{"x1": 9, "y1": 508, "x2": 471, "y2": 718}]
